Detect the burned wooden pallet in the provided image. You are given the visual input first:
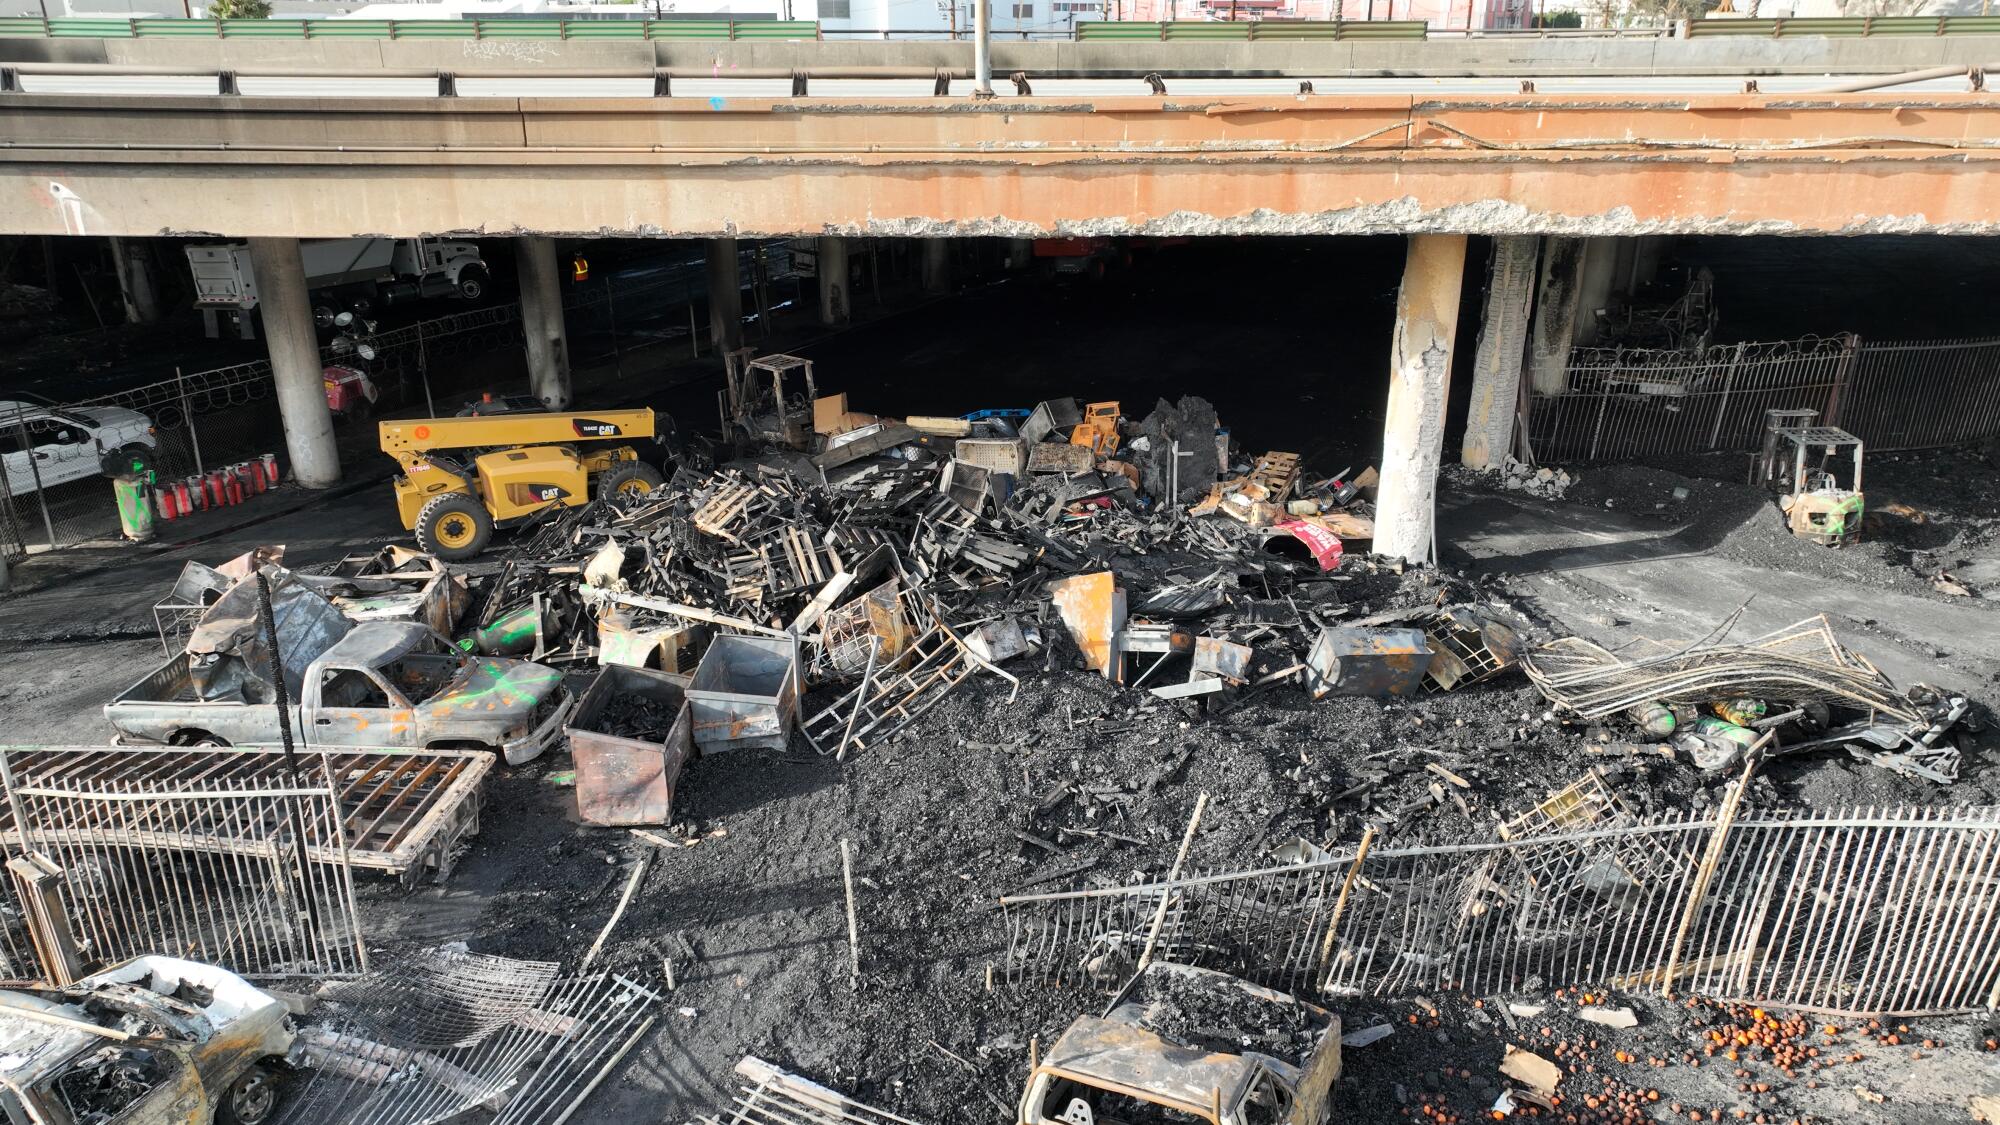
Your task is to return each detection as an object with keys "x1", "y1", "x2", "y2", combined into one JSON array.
[
  {"x1": 724, "y1": 526, "x2": 844, "y2": 605},
  {"x1": 692, "y1": 480, "x2": 767, "y2": 543},
  {"x1": 1248, "y1": 450, "x2": 1302, "y2": 499},
  {"x1": 0, "y1": 745, "x2": 493, "y2": 884}
]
